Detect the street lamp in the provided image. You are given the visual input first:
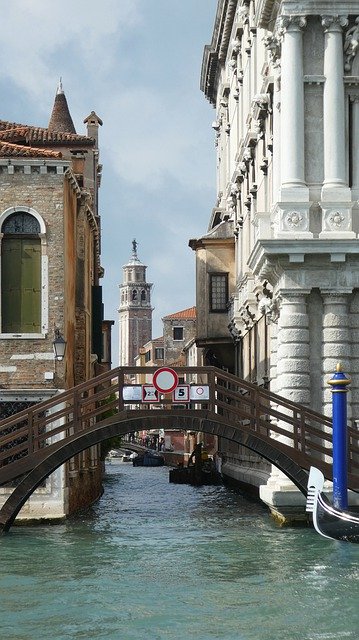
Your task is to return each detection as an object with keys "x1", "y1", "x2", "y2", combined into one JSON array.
[{"x1": 53, "y1": 328, "x2": 67, "y2": 361}]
